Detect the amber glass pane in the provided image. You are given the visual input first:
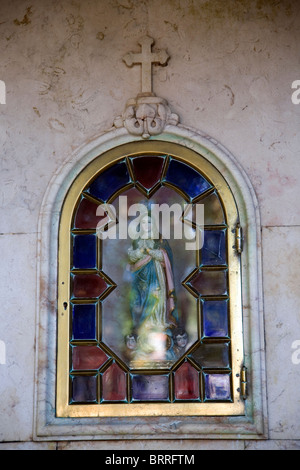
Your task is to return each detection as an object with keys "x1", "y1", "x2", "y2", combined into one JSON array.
[
  {"x1": 101, "y1": 362, "x2": 127, "y2": 402},
  {"x1": 188, "y1": 270, "x2": 227, "y2": 296},
  {"x1": 191, "y1": 342, "x2": 230, "y2": 369},
  {"x1": 72, "y1": 345, "x2": 108, "y2": 371},
  {"x1": 201, "y1": 230, "x2": 227, "y2": 266},
  {"x1": 184, "y1": 192, "x2": 225, "y2": 226},
  {"x1": 174, "y1": 362, "x2": 199, "y2": 400},
  {"x1": 202, "y1": 192, "x2": 225, "y2": 225}
]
